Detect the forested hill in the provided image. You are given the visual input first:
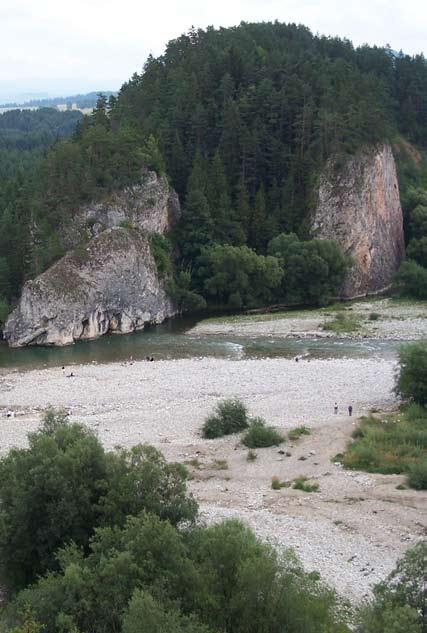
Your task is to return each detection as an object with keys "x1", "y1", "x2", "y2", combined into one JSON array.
[
  {"x1": 0, "y1": 108, "x2": 82, "y2": 178},
  {"x1": 1, "y1": 22, "x2": 427, "y2": 321}
]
